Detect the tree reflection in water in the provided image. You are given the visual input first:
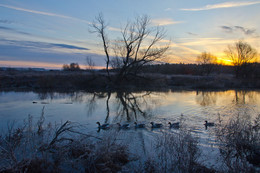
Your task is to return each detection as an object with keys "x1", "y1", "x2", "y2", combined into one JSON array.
[
  {"x1": 195, "y1": 90, "x2": 258, "y2": 107},
  {"x1": 38, "y1": 91, "x2": 155, "y2": 124},
  {"x1": 113, "y1": 91, "x2": 152, "y2": 122},
  {"x1": 196, "y1": 91, "x2": 217, "y2": 106}
]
